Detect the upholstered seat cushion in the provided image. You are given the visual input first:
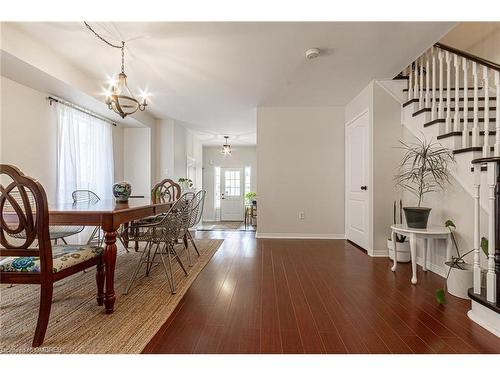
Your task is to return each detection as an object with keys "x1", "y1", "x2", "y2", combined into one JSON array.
[{"x1": 0, "y1": 245, "x2": 103, "y2": 273}]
